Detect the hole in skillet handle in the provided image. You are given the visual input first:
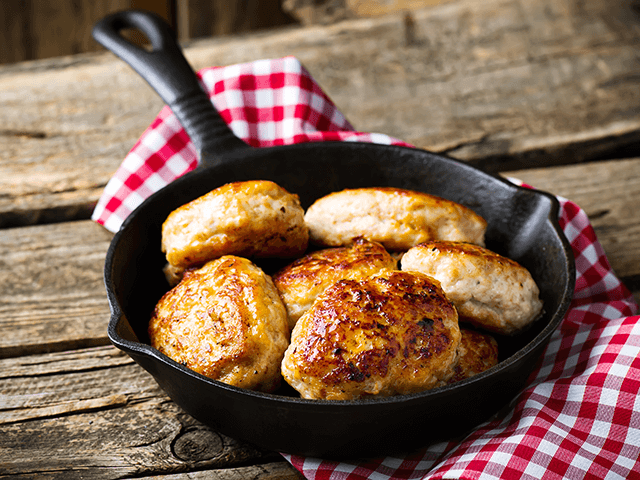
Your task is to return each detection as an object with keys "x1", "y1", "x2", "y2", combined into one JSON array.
[
  {"x1": 113, "y1": 23, "x2": 157, "y2": 53},
  {"x1": 91, "y1": 9, "x2": 249, "y2": 167}
]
